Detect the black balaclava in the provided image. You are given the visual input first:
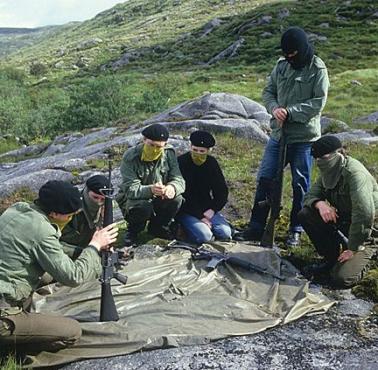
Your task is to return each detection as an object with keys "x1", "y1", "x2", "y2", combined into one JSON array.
[{"x1": 281, "y1": 27, "x2": 314, "y2": 69}]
